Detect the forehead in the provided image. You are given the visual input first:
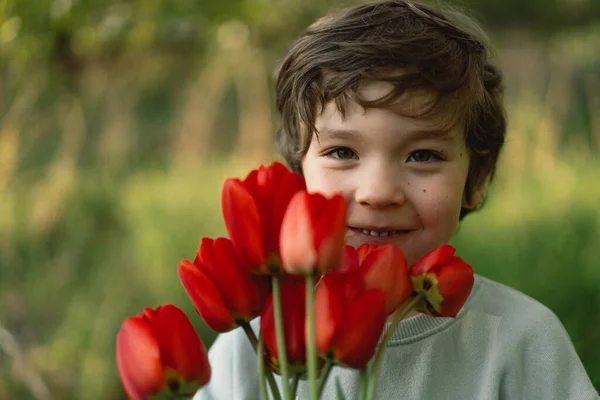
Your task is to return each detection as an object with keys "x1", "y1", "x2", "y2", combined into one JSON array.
[
  {"x1": 357, "y1": 80, "x2": 428, "y2": 104},
  {"x1": 317, "y1": 79, "x2": 463, "y2": 133}
]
